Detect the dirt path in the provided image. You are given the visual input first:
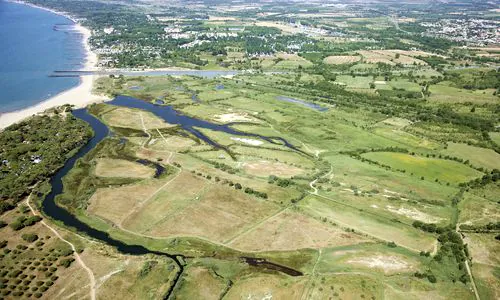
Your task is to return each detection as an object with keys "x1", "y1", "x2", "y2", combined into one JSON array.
[
  {"x1": 309, "y1": 165, "x2": 333, "y2": 195},
  {"x1": 301, "y1": 142, "x2": 323, "y2": 158},
  {"x1": 300, "y1": 249, "x2": 322, "y2": 300},
  {"x1": 456, "y1": 224, "x2": 480, "y2": 300},
  {"x1": 26, "y1": 196, "x2": 96, "y2": 300}
]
